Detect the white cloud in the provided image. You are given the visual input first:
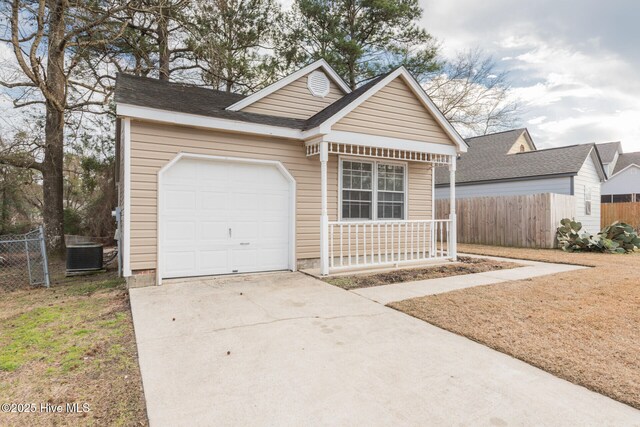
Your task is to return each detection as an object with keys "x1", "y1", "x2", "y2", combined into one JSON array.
[{"x1": 419, "y1": 0, "x2": 640, "y2": 152}]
